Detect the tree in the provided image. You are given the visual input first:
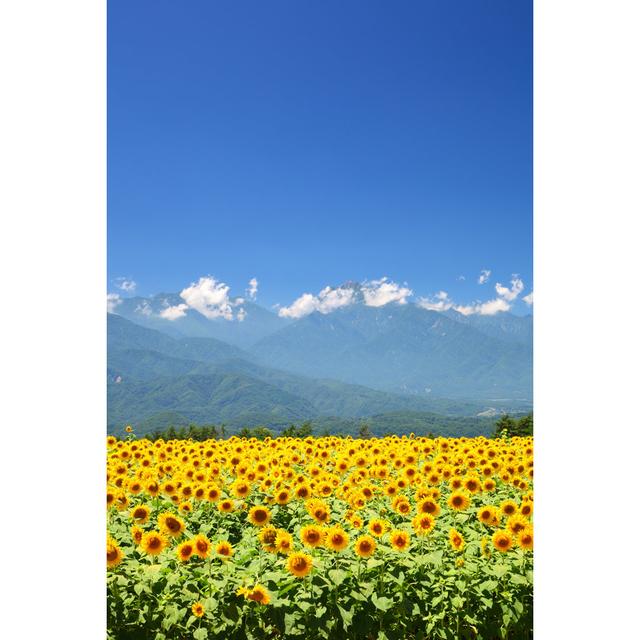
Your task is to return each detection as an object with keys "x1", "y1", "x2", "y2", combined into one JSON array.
[{"x1": 358, "y1": 423, "x2": 373, "y2": 439}]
